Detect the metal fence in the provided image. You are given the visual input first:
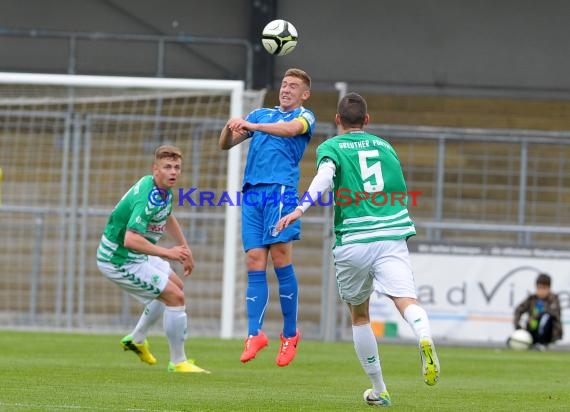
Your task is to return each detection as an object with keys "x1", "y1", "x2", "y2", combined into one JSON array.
[{"x1": 2, "y1": 103, "x2": 570, "y2": 339}]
